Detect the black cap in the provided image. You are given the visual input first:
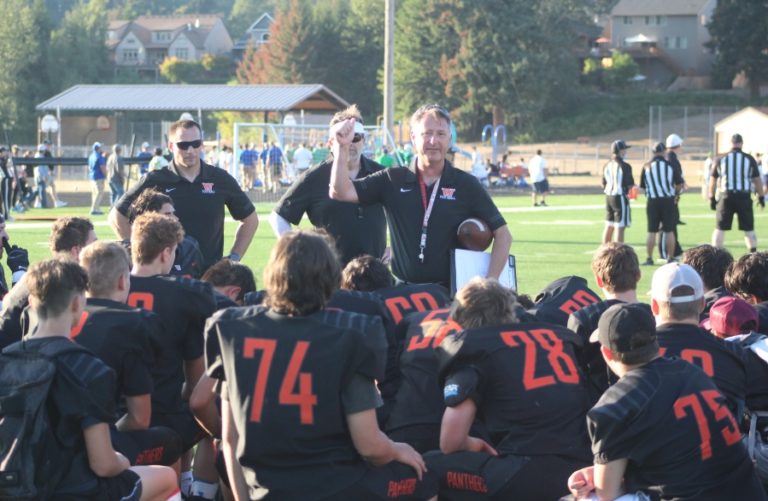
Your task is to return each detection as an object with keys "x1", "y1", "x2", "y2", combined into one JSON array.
[
  {"x1": 652, "y1": 142, "x2": 666, "y2": 154},
  {"x1": 612, "y1": 140, "x2": 631, "y2": 154},
  {"x1": 590, "y1": 303, "x2": 658, "y2": 364},
  {"x1": 732, "y1": 133, "x2": 743, "y2": 144}
]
